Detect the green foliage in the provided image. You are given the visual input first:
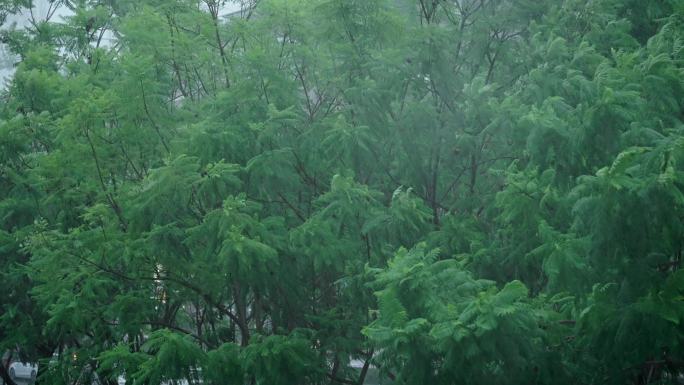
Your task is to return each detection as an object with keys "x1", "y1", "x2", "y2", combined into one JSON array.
[
  {"x1": 365, "y1": 245, "x2": 557, "y2": 384},
  {"x1": 242, "y1": 334, "x2": 323, "y2": 385},
  {"x1": 0, "y1": 0, "x2": 683, "y2": 384}
]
